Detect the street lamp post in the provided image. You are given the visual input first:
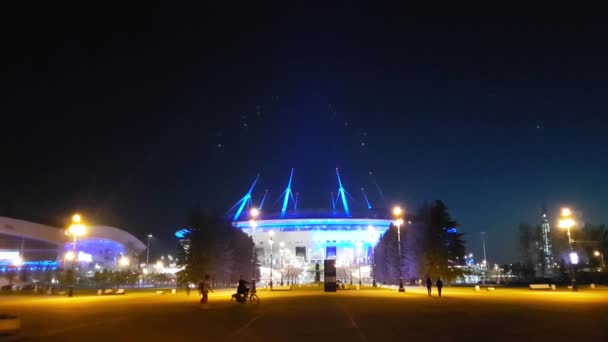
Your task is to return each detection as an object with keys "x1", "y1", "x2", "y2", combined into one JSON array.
[
  {"x1": 279, "y1": 241, "x2": 285, "y2": 285},
  {"x1": 269, "y1": 230, "x2": 275, "y2": 289},
  {"x1": 146, "y1": 234, "x2": 152, "y2": 284},
  {"x1": 393, "y1": 206, "x2": 405, "y2": 292},
  {"x1": 481, "y1": 232, "x2": 488, "y2": 284},
  {"x1": 356, "y1": 241, "x2": 362, "y2": 286},
  {"x1": 66, "y1": 214, "x2": 86, "y2": 297},
  {"x1": 249, "y1": 208, "x2": 260, "y2": 288},
  {"x1": 558, "y1": 207, "x2": 577, "y2": 291}
]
